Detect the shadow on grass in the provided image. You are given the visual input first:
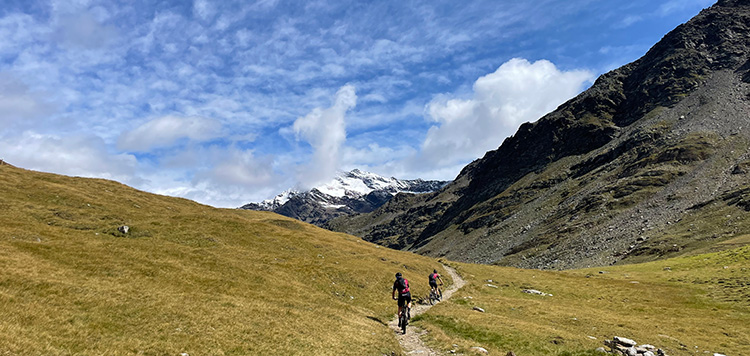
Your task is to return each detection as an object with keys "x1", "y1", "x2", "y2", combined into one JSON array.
[{"x1": 367, "y1": 316, "x2": 388, "y2": 326}]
